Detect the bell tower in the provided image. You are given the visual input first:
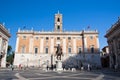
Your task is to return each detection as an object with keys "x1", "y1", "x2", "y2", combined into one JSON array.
[{"x1": 54, "y1": 11, "x2": 62, "y2": 32}]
